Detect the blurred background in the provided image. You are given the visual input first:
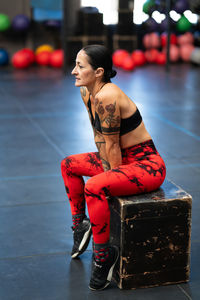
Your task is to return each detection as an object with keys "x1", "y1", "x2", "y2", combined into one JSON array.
[
  {"x1": 0, "y1": 0, "x2": 200, "y2": 70},
  {"x1": 1, "y1": 1, "x2": 200, "y2": 299}
]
